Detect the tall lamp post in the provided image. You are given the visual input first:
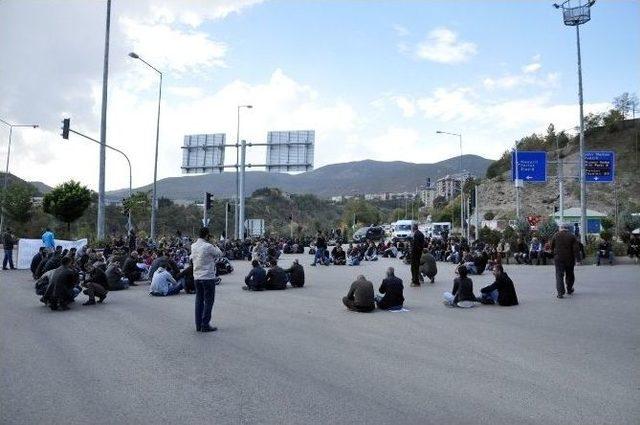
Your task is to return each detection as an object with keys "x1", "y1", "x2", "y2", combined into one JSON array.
[
  {"x1": 235, "y1": 105, "x2": 252, "y2": 239},
  {"x1": 129, "y1": 52, "x2": 163, "y2": 241},
  {"x1": 0, "y1": 119, "x2": 38, "y2": 231},
  {"x1": 436, "y1": 130, "x2": 464, "y2": 236},
  {"x1": 554, "y1": 0, "x2": 595, "y2": 244}
]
